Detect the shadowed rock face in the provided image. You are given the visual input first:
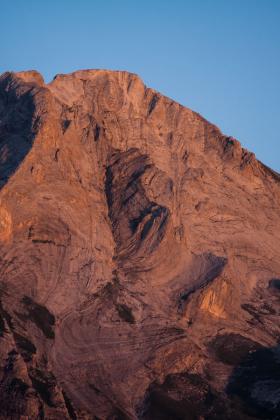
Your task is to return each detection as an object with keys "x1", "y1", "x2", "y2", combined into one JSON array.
[{"x1": 0, "y1": 69, "x2": 279, "y2": 419}]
